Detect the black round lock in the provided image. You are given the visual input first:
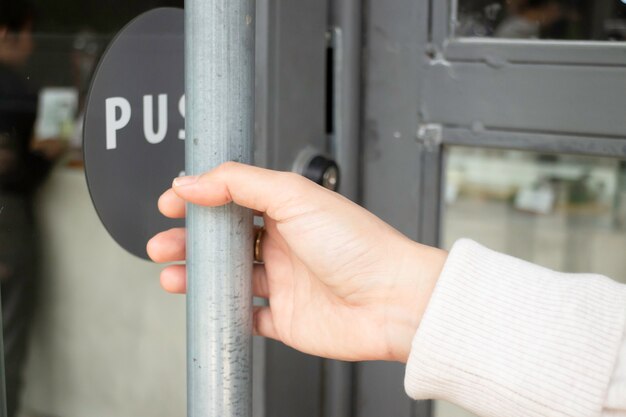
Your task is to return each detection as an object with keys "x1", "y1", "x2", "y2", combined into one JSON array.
[{"x1": 302, "y1": 155, "x2": 340, "y2": 191}]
